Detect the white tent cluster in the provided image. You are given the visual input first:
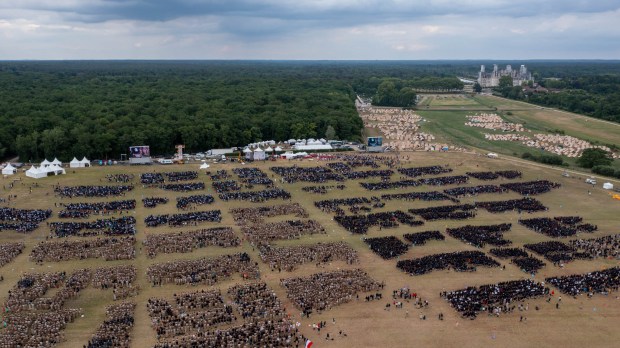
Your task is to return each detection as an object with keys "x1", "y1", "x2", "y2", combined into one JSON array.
[
  {"x1": 243, "y1": 147, "x2": 268, "y2": 161},
  {"x1": 69, "y1": 157, "x2": 92, "y2": 168},
  {"x1": 22, "y1": 158, "x2": 69, "y2": 179}
]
